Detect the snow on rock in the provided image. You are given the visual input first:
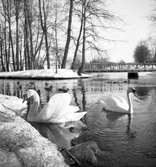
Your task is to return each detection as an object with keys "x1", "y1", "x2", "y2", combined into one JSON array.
[
  {"x1": 0, "y1": 94, "x2": 27, "y2": 116},
  {"x1": 0, "y1": 69, "x2": 91, "y2": 79},
  {"x1": 0, "y1": 105, "x2": 68, "y2": 167}
]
